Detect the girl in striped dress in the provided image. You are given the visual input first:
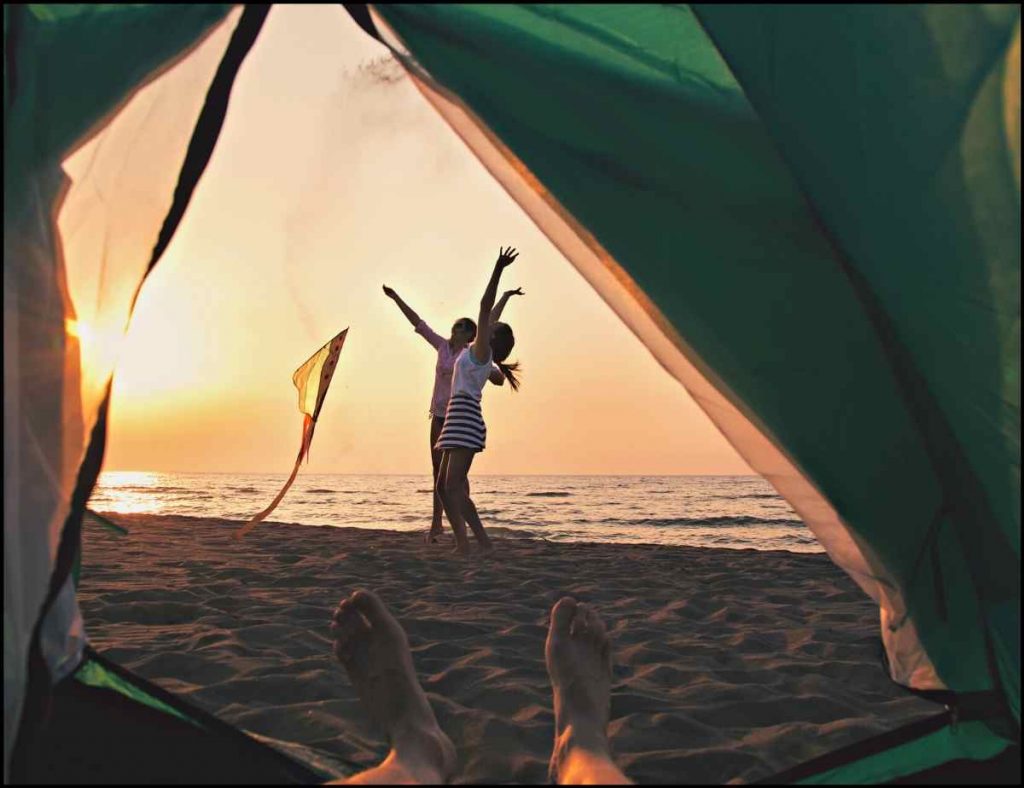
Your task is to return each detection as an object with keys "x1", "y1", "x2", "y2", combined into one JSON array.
[
  {"x1": 436, "y1": 246, "x2": 522, "y2": 556},
  {"x1": 383, "y1": 285, "x2": 522, "y2": 543}
]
